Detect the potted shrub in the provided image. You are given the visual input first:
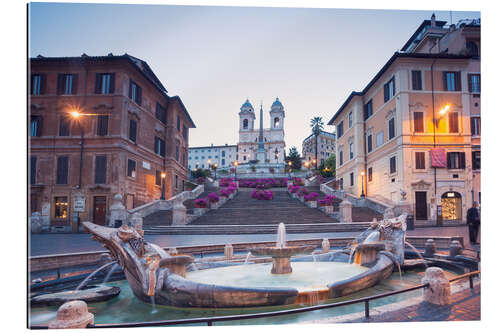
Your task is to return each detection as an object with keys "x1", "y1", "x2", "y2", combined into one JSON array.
[
  {"x1": 194, "y1": 198, "x2": 208, "y2": 216},
  {"x1": 207, "y1": 192, "x2": 220, "y2": 208},
  {"x1": 304, "y1": 192, "x2": 319, "y2": 208}
]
